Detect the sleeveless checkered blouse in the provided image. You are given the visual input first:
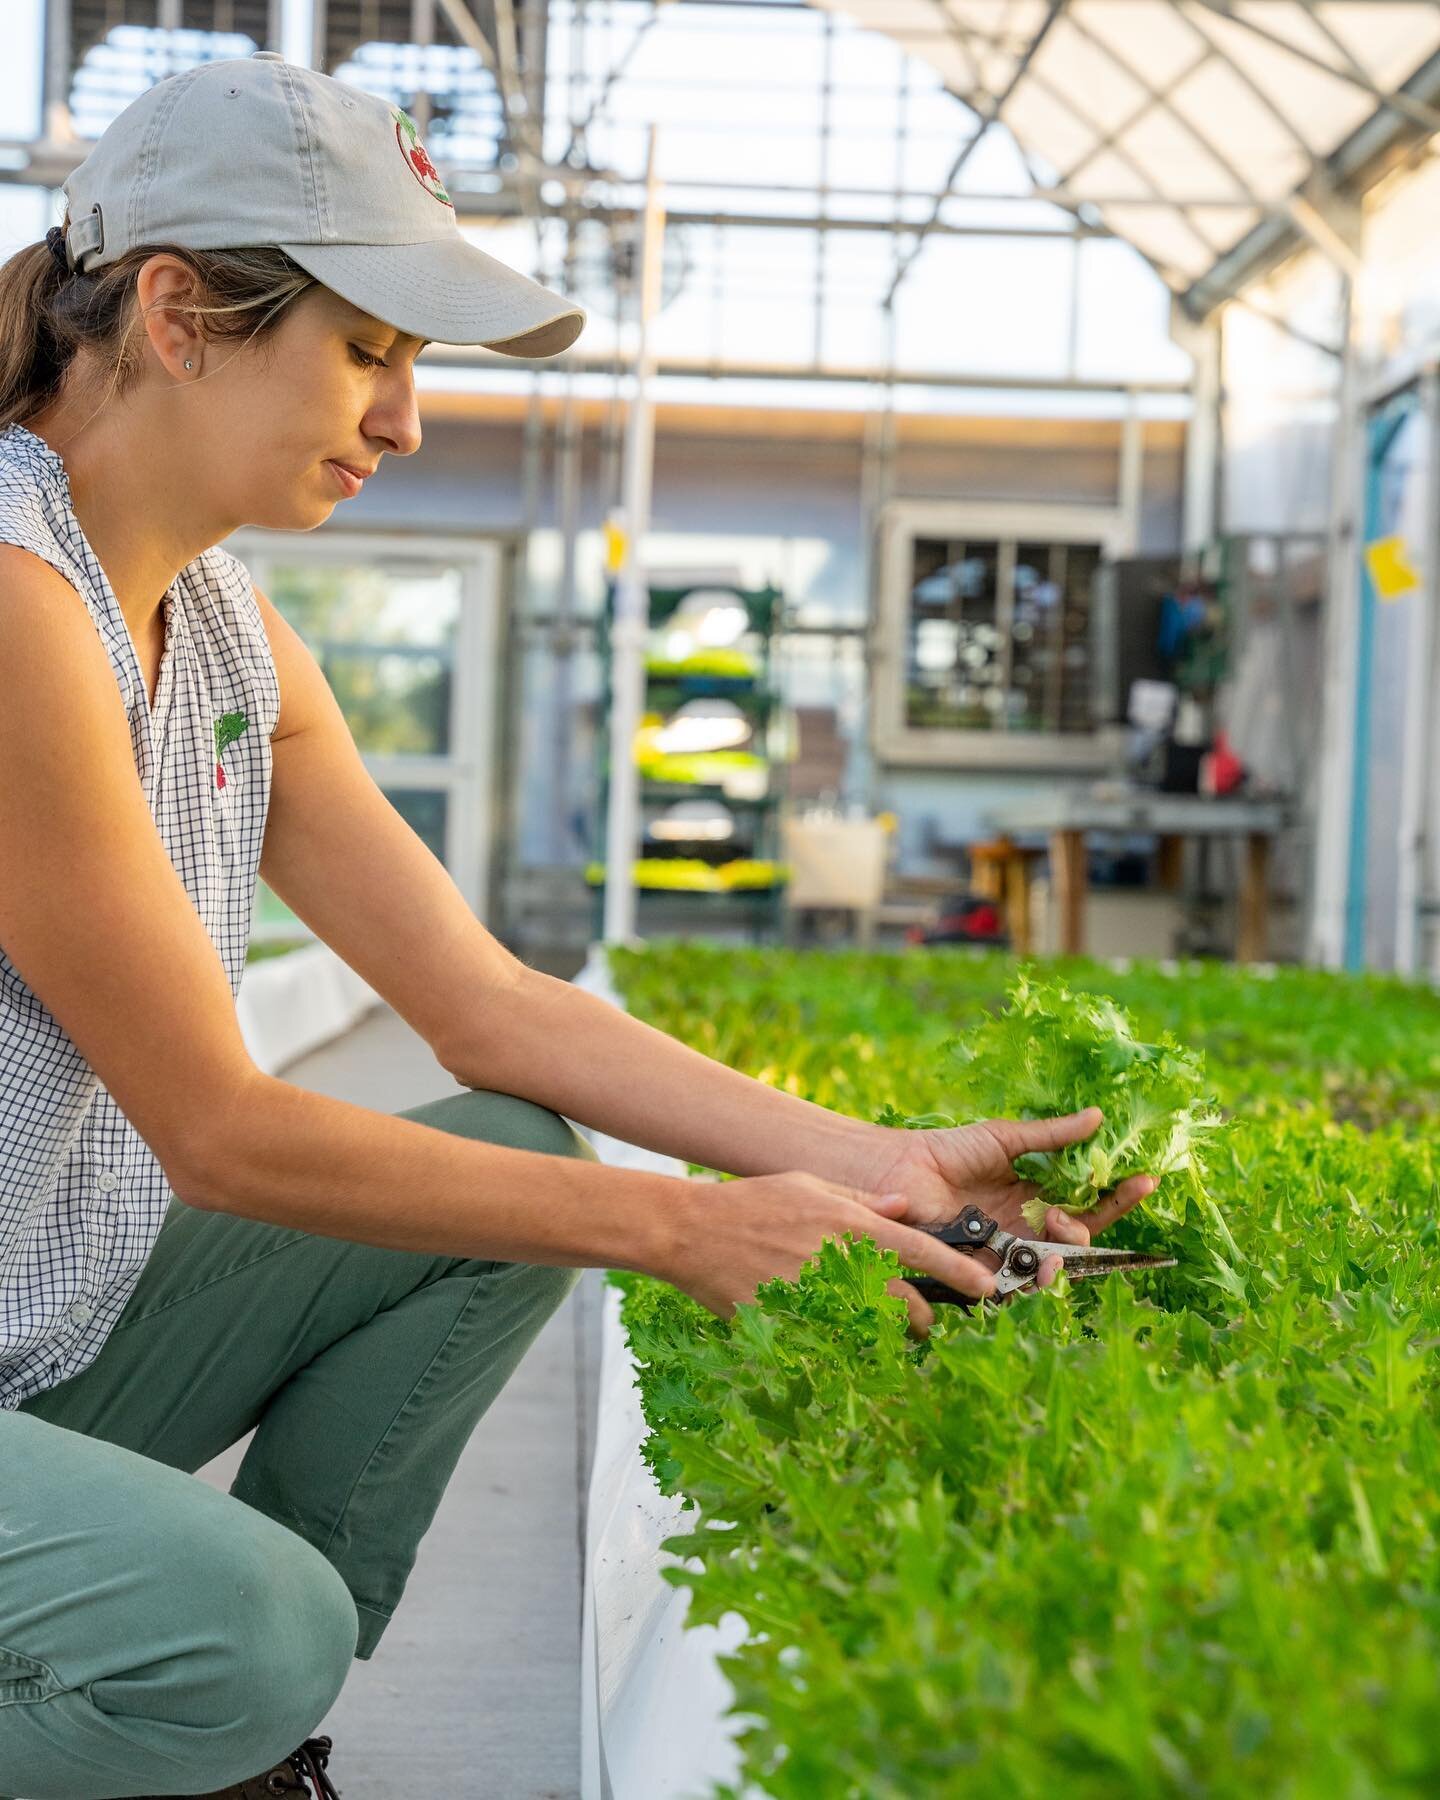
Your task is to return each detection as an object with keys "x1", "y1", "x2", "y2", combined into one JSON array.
[{"x1": 0, "y1": 424, "x2": 279, "y2": 1410}]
